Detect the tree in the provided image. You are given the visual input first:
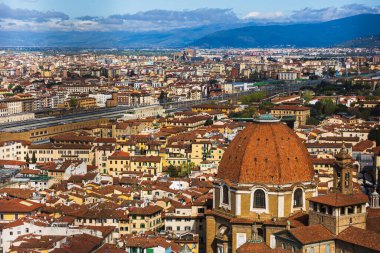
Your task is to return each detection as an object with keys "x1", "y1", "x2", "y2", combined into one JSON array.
[
  {"x1": 327, "y1": 67, "x2": 336, "y2": 77},
  {"x1": 229, "y1": 106, "x2": 257, "y2": 118},
  {"x1": 12, "y1": 85, "x2": 24, "y2": 94},
  {"x1": 31, "y1": 152, "x2": 37, "y2": 164},
  {"x1": 25, "y1": 153, "x2": 30, "y2": 164},
  {"x1": 167, "y1": 165, "x2": 178, "y2": 177},
  {"x1": 302, "y1": 90, "x2": 314, "y2": 103},
  {"x1": 306, "y1": 117, "x2": 319, "y2": 125},
  {"x1": 240, "y1": 91, "x2": 266, "y2": 105},
  {"x1": 315, "y1": 99, "x2": 336, "y2": 116},
  {"x1": 213, "y1": 115, "x2": 218, "y2": 121},
  {"x1": 158, "y1": 91, "x2": 167, "y2": 104},
  {"x1": 368, "y1": 126, "x2": 380, "y2": 146},
  {"x1": 204, "y1": 118, "x2": 213, "y2": 126},
  {"x1": 258, "y1": 101, "x2": 274, "y2": 111},
  {"x1": 69, "y1": 97, "x2": 78, "y2": 108},
  {"x1": 179, "y1": 162, "x2": 195, "y2": 177}
]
